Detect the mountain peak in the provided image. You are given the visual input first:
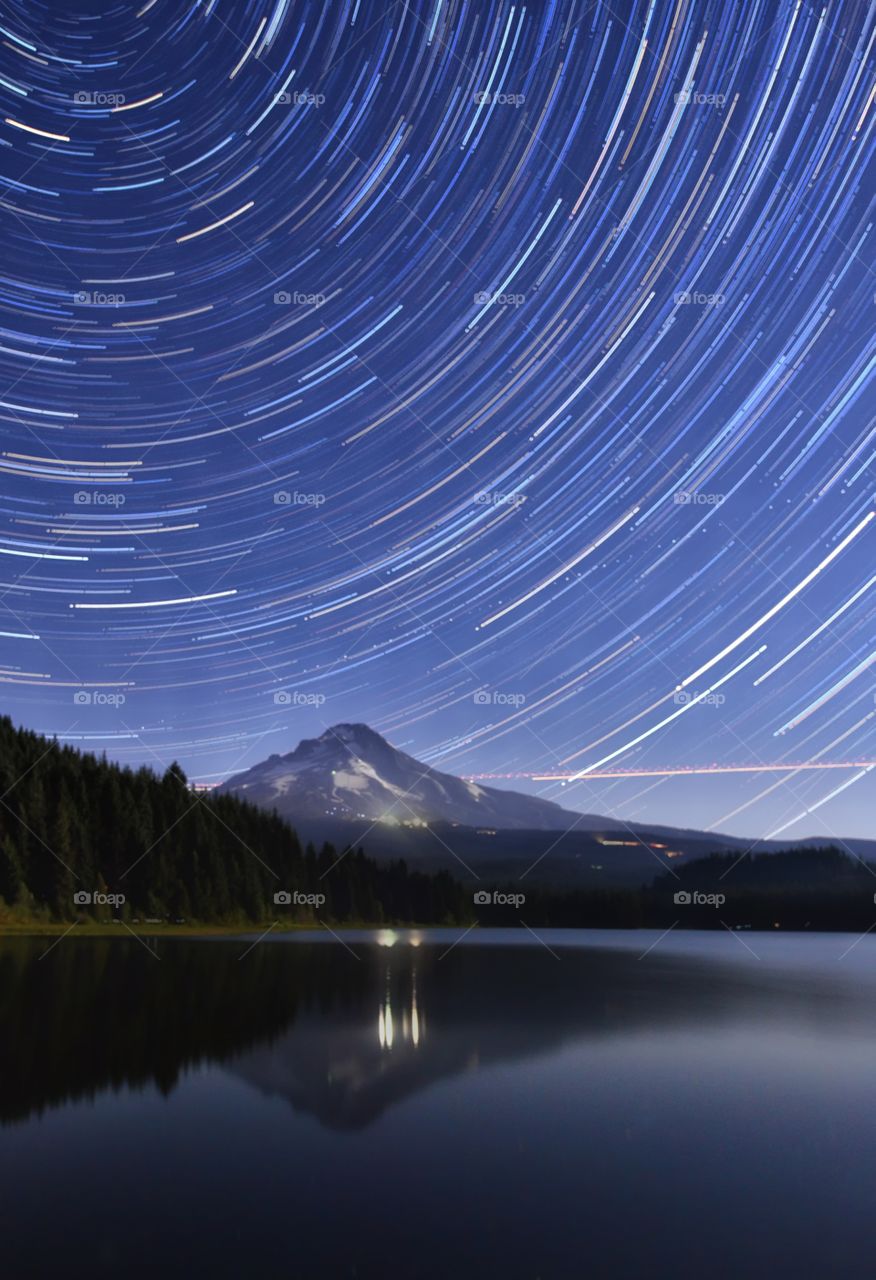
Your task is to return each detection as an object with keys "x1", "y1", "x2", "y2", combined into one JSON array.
[{"x1": 319, "y1": 722, "x2": 386, "y2": 746}]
